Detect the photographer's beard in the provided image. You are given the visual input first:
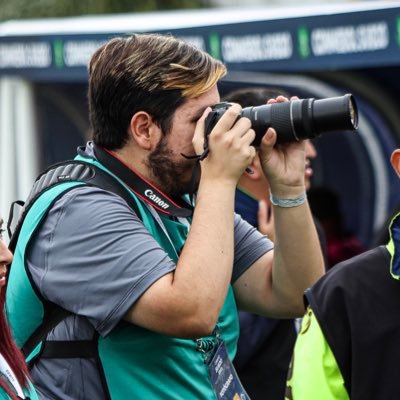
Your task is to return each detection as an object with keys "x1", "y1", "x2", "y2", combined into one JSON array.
[{"x1": 146, "y1": 135, "x2": 198, "y2": 199}]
